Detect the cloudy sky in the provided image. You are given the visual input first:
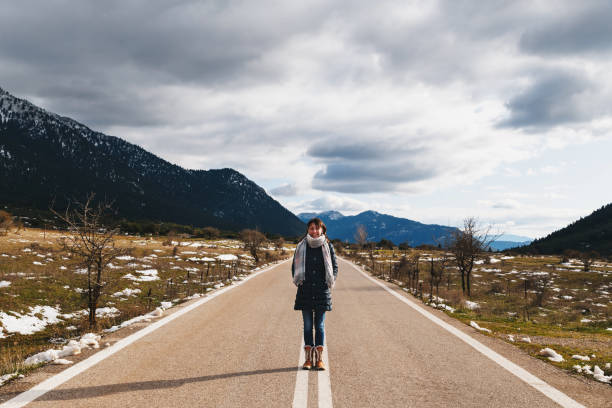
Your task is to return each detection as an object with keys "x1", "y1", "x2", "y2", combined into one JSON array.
[{"x1": 2, "y1": 0, "x2": 612, "y2": 239}]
